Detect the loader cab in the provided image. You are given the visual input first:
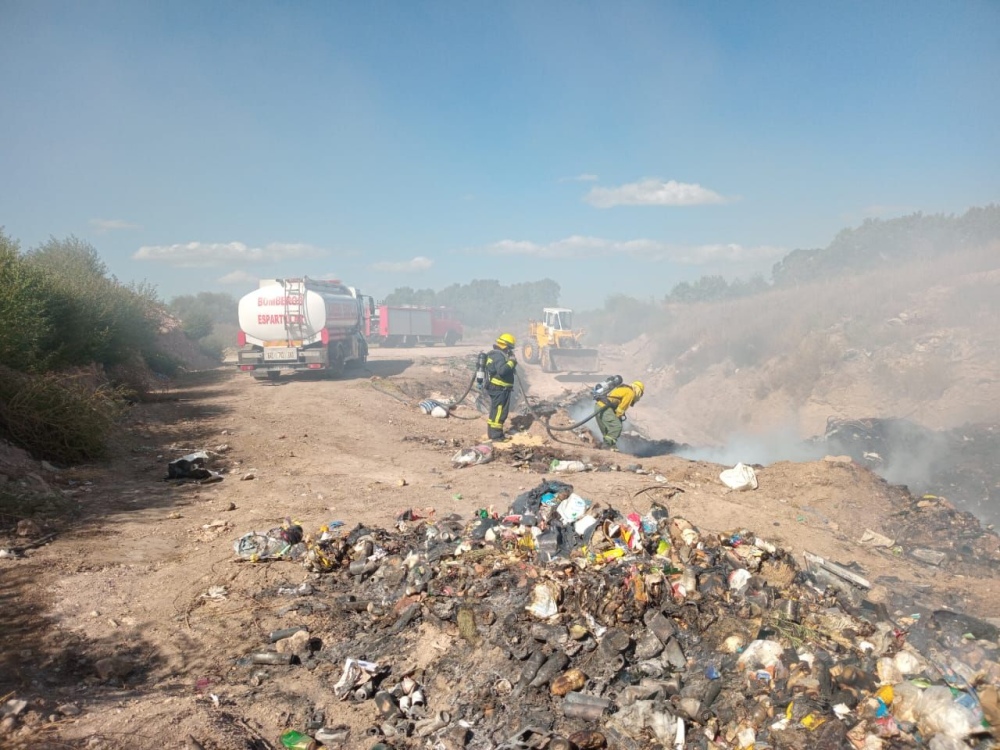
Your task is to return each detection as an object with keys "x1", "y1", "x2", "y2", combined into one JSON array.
[{"x1": 544, "y1": 307, "x2": 574, "y2": 331}]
